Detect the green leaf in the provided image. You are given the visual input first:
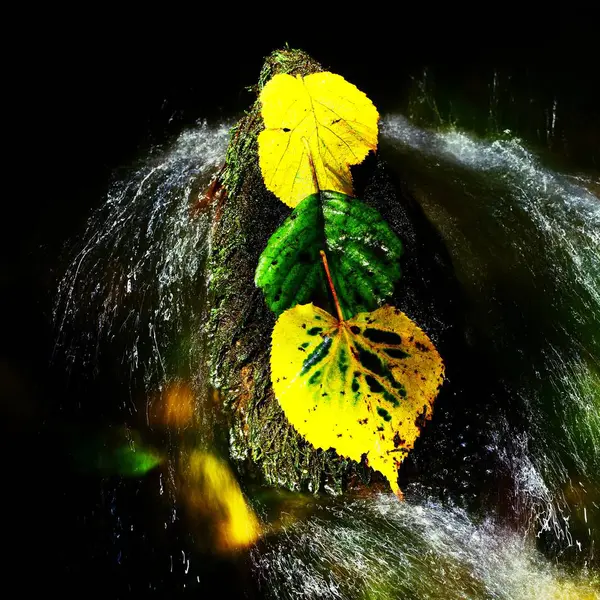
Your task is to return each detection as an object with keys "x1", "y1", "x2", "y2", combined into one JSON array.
[{"x1": 255, "y1": 191, "x2": 403, "y2": 318}]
